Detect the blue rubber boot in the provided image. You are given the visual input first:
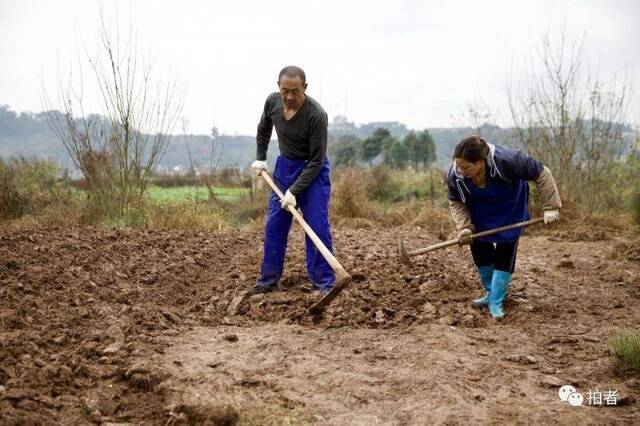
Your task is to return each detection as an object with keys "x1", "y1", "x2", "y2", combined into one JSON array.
[
  {"x1": 489, "y1": 270, "x2": 511, "y2": 320},
  {"x1": 472, "y1": 265, "x2": 494, "y2": 307}
]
